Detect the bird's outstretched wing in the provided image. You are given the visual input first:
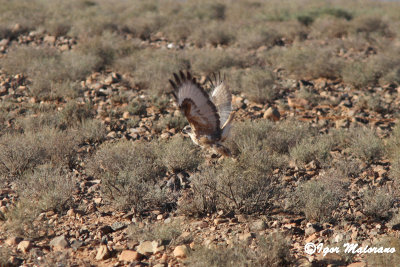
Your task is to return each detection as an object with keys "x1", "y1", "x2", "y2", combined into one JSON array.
[
  {"x1": 169, "y1": 71, "x2": 221, "y2": 139},
  {"x1": 209, "y1": 73, "x2": 232, "y2": 128},
  {"x1": 208, "y1": 73, "x2": 234, "y2": 140}
]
